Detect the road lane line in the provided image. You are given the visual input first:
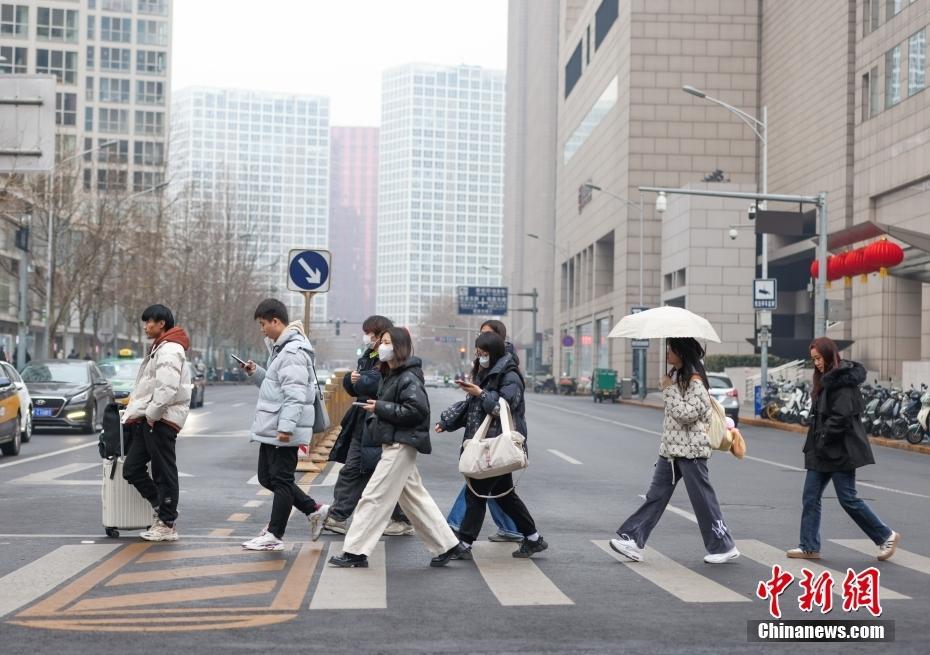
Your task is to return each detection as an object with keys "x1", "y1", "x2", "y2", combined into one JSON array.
[
  {"x1": 0, "y1": 441, "x2": 97, "y2": 469},
  {"x1": 593, "y1": 540, "x2": 748, "y2": 603},
  {"x1": 471, "y1": 542, "x2": 573, "y2": 606},
  {"x1": 831, "y1": 539, "x2": 930, "y2": 575},
  {"x1": 0, "y1": 544, "x2": 121, "y2": 618},
  {"x1": 244, "y1": 500, "x2": 264, "y2": 508},
  {"x1": 637, "y1": 495, "x2": 698, "y2": 524},
  {"x1": 9, "y1": 462, "x2": 99, "y2": 485},
  {"x1": 107, "y1": 560, "x2": 287, "y2": 586},
  {"x1": 547, "y1": 449, "x2": 583, "y2": 465},
  {"x1": 17, "y1": 543, "x2": 149, "y2": 617},
  {"x1": 209, "y1": 528, "x2": 235, "y2": 537},
  {"x1": 69, "y1": 580, "x2": 278, "y2": 612},
  {"x1": 528, "y1": 403, "x2": 661, "y2": 436},
  {"x1": 311, "y1": 462, "x2": 343, "y2": 486},
  {"x1": 736, "y1": 539, "x2": 909, "y2": 600},
  {"x1": 310, "y1": 542, "x2": 386, "y2": 610},
  {"x1": 227, "y1": 513, "x2": 250, "y2": 522}
]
